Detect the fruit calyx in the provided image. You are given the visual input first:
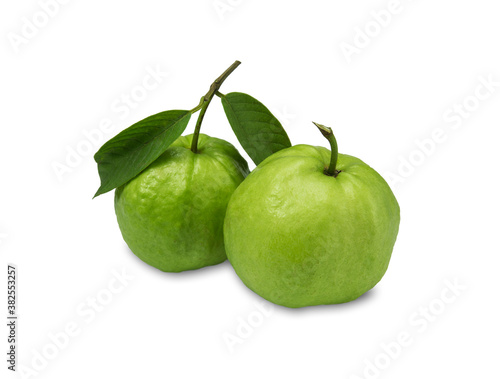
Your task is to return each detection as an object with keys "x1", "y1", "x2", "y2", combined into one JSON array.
[
  {"x1": 190, "y1": 61, "x2": 241, "y2": 153},
  {"x1": 313, "y1": 122, "x2": 341, "y2": 177}
]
